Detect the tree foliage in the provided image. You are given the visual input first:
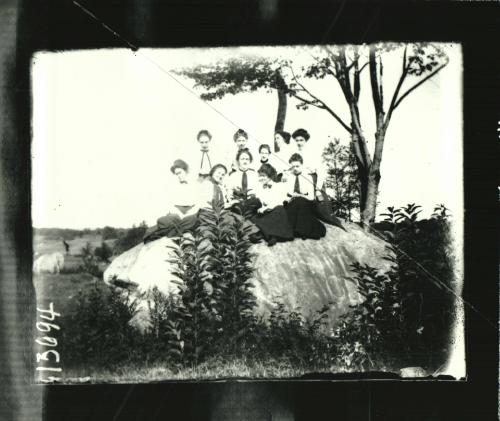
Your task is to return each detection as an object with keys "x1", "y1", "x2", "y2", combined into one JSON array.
[
  {"x1": 113, "y1": 221, "x2": 148, "y2": 255},
  {"x1": 174, "y1": 56, "x2": 284, "y2": 100},
  {"x1": 322, "y1": 137, "x2": 360, "y2": 221}
]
